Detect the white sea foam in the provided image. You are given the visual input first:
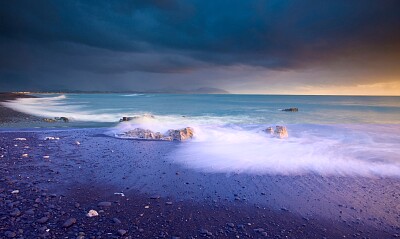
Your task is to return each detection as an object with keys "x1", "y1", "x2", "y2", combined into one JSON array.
[
  {"x1": 109, "y1": 115, "x2": 400, "y2": 177},
  {"x1": 121, "y1": 94, "x2": 145, "y2": 97},
  {"x1": 166, "y1": 124, "x2": 400, "y2": 177},
  {"x1": 2, "y1": 95, "x2": 119, "y2": 122},
  {"x1": 2, "y1": 95, "x2": 256, "y2": 124}
]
